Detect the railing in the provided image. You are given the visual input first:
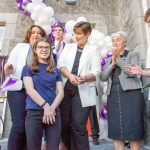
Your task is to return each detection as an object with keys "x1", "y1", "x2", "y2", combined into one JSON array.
[{"x1": 0, "y1": 93, "x2": 7, "y2": 139}]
